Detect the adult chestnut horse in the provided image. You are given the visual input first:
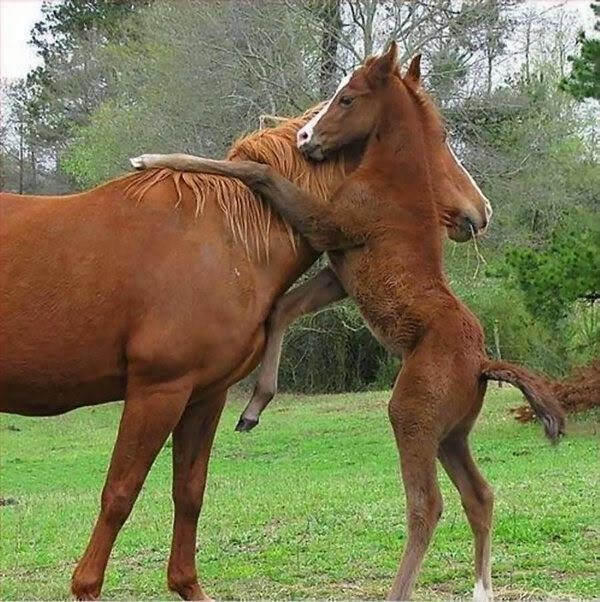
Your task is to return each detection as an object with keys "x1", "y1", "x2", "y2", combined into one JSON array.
[
  {"x1": 133, "y1": 44, "x2": 565, "y2": 601},
  {"x1": 1, "y1": 83, "x2": 490, "y2": 601}
]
